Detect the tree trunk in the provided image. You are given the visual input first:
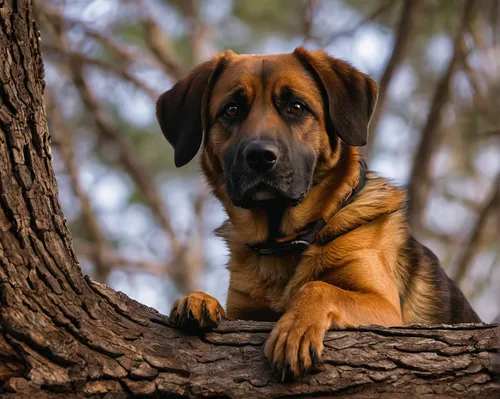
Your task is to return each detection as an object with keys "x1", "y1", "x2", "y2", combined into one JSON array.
[{"x1": 0, "y1": 1, "x2": 499, "y2": 398}]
